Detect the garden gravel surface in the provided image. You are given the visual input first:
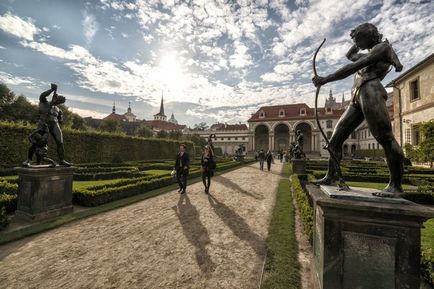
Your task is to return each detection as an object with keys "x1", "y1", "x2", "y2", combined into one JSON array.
[{"x1": 0, "y1": 162, "x2": 283, "y2": 289}]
